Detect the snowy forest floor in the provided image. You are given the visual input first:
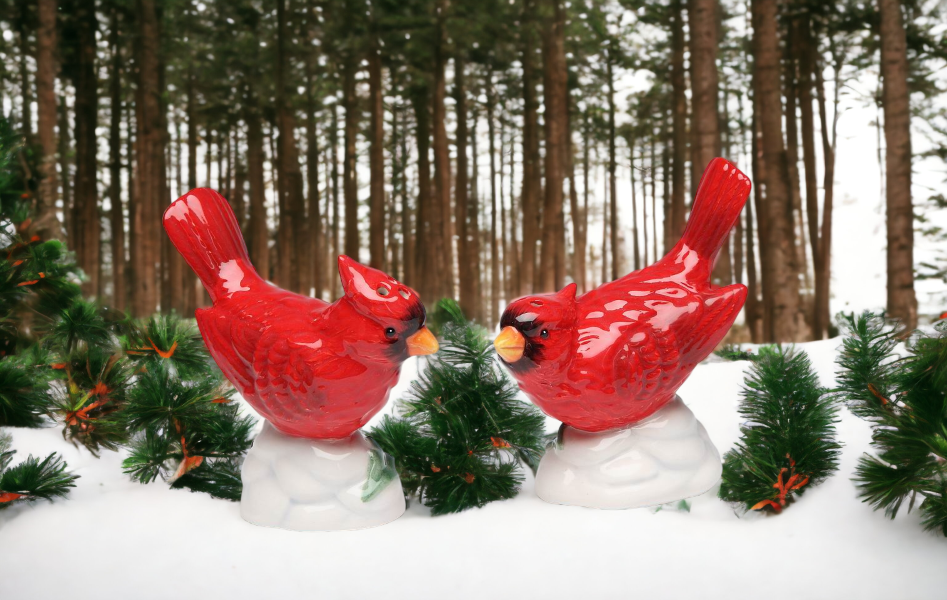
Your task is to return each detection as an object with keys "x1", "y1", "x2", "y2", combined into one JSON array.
[{"x1": 3, "y1": 338, "x2": 946, "y2": 600}]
